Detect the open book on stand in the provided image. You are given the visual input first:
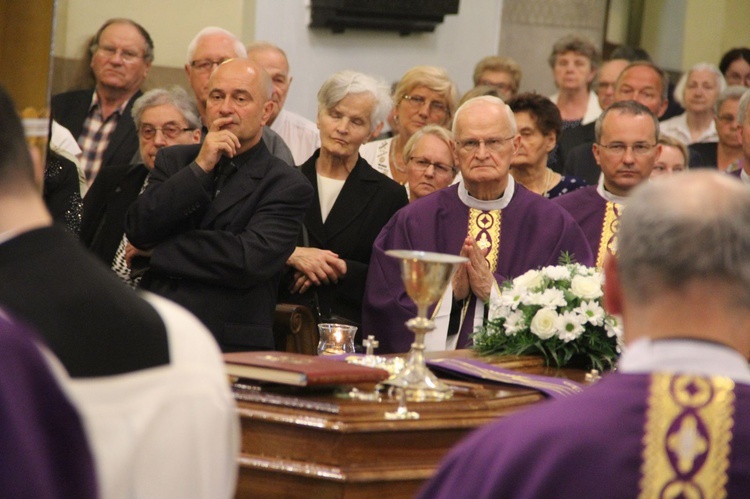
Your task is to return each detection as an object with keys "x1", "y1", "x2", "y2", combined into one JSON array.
[{"x1": 224, "y1": 351, "x2": 389, "y2": 387}]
